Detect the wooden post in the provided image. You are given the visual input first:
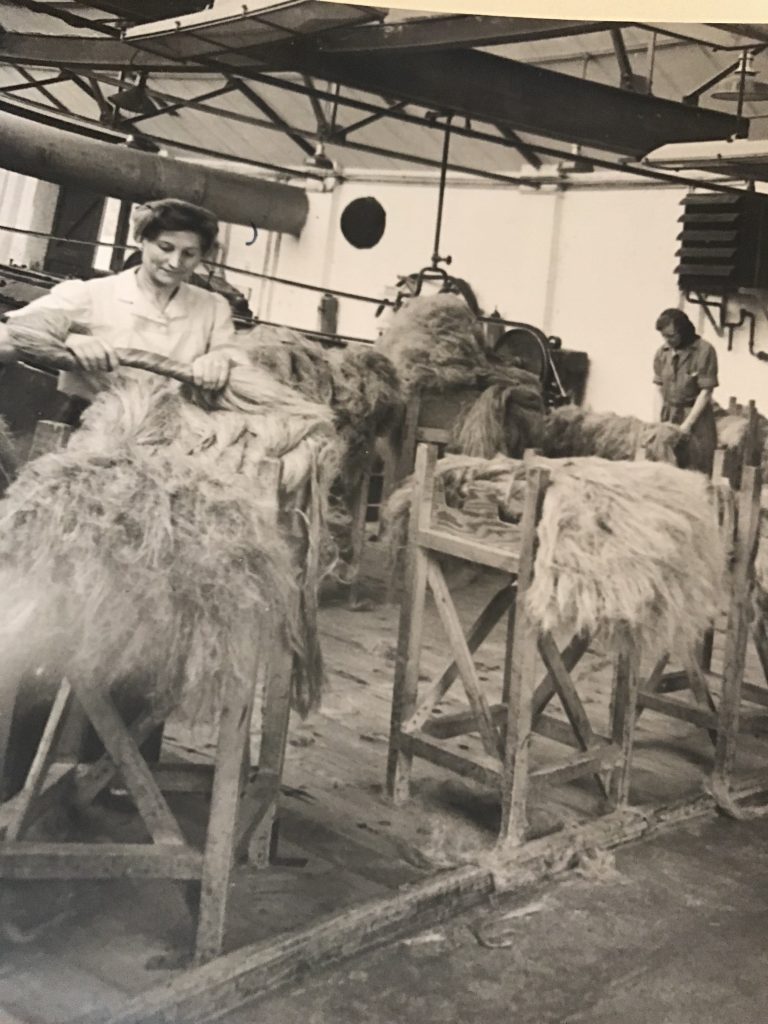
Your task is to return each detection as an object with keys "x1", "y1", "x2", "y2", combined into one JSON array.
[
  {"x1": 608, "y1": 628, "x2": 640, "y2": 808},
  {"x1": 498, "y1": 466, "x2": 549, "y2": 848},
  {"x1": 395, "y1": 395, "x2": 421, "y2": 484},
  {"x1": 4, "y1": 679, "x2": 72, "y2": 841},
  {"x1": 195, "y1": 661, "x2": 258, "y2": 964},
  {"x1": 714, "y1": 464, "x2": 762, "y2": 789},
  {"x1": 241, "y1": 458, "x2": 290, "y2": 868},
  {"x1": 386, "y1": 442, "x2": 436, "y2": 805},
  {"x1": 347, "y1": 458, "x2": 373, "y2": 608},
  {"x1": 0, "y1": 666, "x2": 21, "y2": 804}
]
